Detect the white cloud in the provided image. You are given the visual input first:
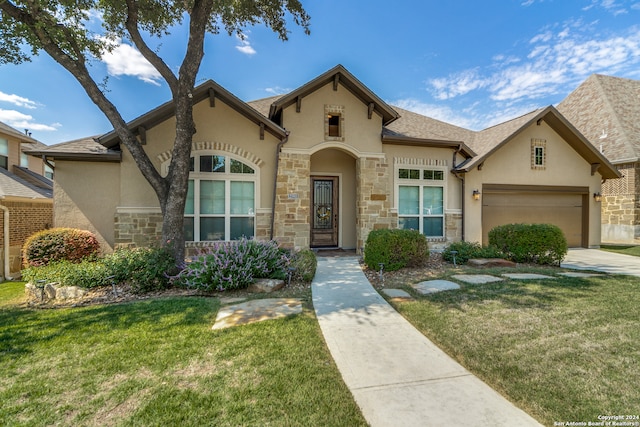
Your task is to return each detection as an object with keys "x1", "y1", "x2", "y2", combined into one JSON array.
[
  {"x1": 0, "y1": 109, "x2": 60, "y2": 132},
  {"x1": 389, "y1": 98, "x2": 476, "y2": 129},
  {"x1": 100, "y1": 38, "x2": 162, "y2": 85},
  {"x1": 429, "y1": 69, "x2": 489, "y2": 100},
  {"x1": 0, "y1": 91, "x2": 38, "y2": 109},
  {"x1": 235, "y1": 34, "x2": 257, "y2": 56},
  {"x1": 264, "y1": 86, "x2": 291, "y2": 96}
]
